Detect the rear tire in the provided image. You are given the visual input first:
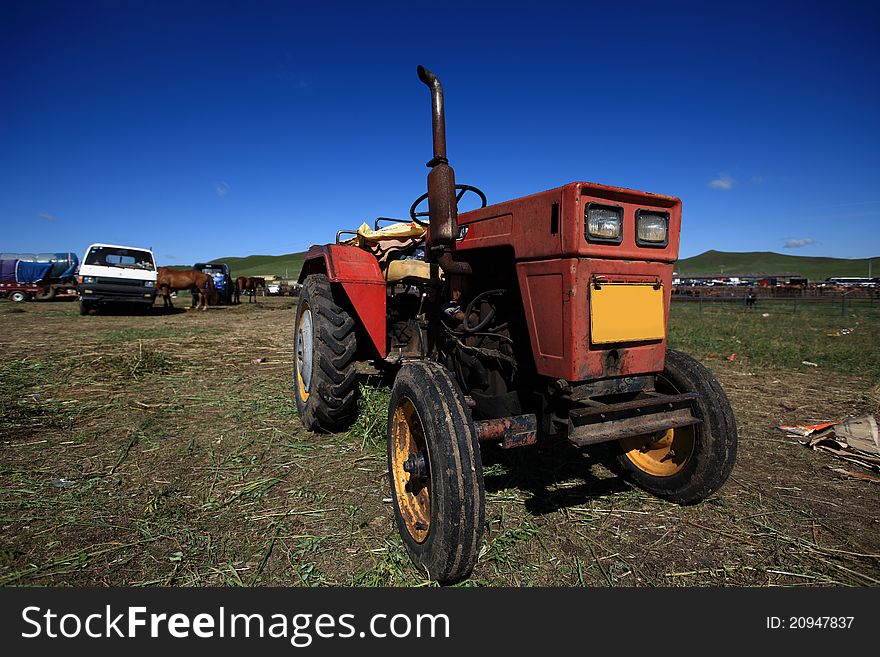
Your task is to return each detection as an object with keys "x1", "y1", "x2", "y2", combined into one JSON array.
[
  {"x1": 10, "y1": 291, "x2": 28, "y2": 303},
  {"x1": 388, "y1": 361, "x2": 486, "y2": 582},
  {"x1": 294, "y1": 274, "x2": 359, "y2": 432},
  {"x1": 35, "y1": 286, "x2": 57, "y2": 301},
  {"x1": 609, "y1": 348, "x2": 737, "y2": 504}
]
